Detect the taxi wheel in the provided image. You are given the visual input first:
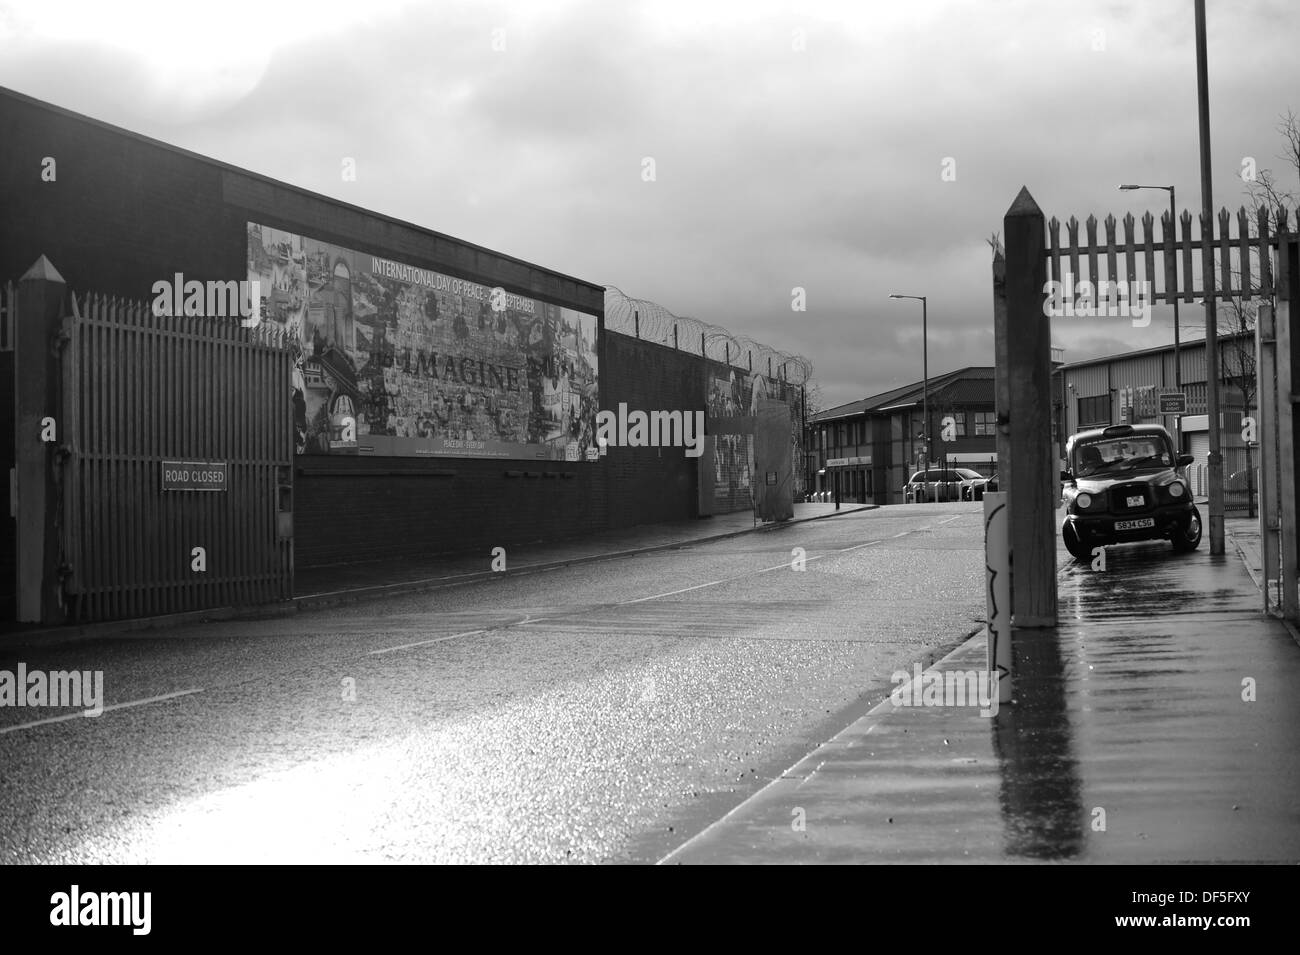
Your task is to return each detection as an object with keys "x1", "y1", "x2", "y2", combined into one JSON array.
[
  {"x1": 1062, "y1": 523, "x2": 1092, "y2": 561},
  {"x1": 1172, "y1": 507, "x2": 1202, "y2": 553}
]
